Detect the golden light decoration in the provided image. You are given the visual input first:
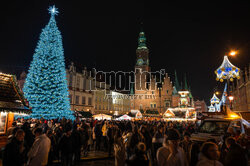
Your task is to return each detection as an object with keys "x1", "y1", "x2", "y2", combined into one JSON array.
[
  {"x1": 210, "y1": 93, "x2": 220, "y2": 104},
  {"x1": 215, "y1": 56, "x2": 240, "y2": 81}
]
